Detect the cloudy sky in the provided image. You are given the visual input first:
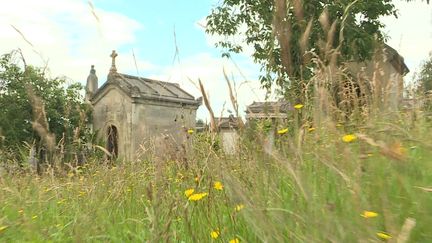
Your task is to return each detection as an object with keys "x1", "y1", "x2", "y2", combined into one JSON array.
[{"x1": 0, "y1": 0, "x2": 431, "y2": 119}]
